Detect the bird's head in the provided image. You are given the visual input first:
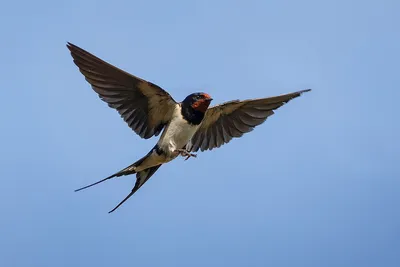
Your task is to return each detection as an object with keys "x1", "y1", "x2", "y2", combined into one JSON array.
[{"x1": 182, "y1": 92, "x2": 213, "y2": 113}]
